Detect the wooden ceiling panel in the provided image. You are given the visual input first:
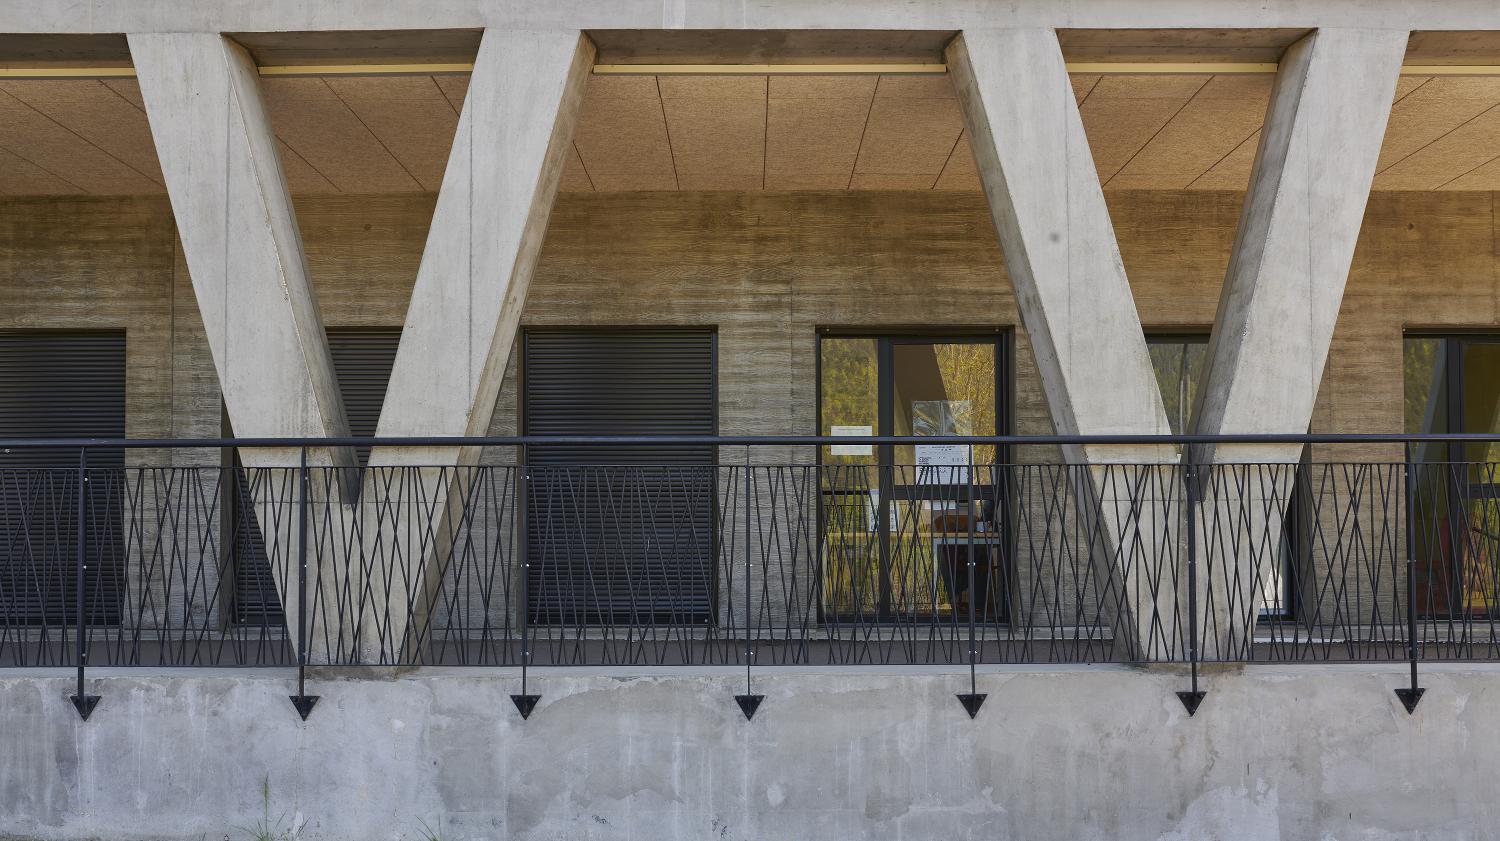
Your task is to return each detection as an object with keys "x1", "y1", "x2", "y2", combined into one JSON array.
[
  {"x1": 343, "y1": 98, "x2": 457, "y2": 190},
  {"x1": 433, "y1": 75, "x2": 468, "y2": 111},
  {"x1": 1376, "y1": 104, "x2": 1500, "y2": 190},
  {"x1": 679, "y1": 172, "x2": 765, "y2": 190},
  {"x1": 1071, "y1": 74, "x2": 1102, "y2": 105},
  {"x1": 1079, "y1": 74, "x2": 1211, "y2": 181},
  {"x1": 851, "y1": 75, "x2": 963, "y2": 186},
  {"x1": 1186, "y1": 129, "x2": 1258, "y2": 190},
  {"x1": 0, "y1": 146, "x2": 83, "y2": 195},
  {"x1": 331, "y1": 77, "x2": 460, "y2": 191},
  {"x1": 7, "y1": 71, "x2": 1500, "y2": 197},
  {"x1": 1109, "y1": 75, "x2": 1270, "y2": 189},
  {"x1": 0, "y1": 84, "x2": 160, "y2": 194},
  {"x1": 766, "y1": 75, "x2": 874, "y2": 189},
  {"x1": 0, "y1": 79, "x2": 163, "y2": 187},
  {"x1": 260, "y1": 76, "x2": 341, "y2": 102},
  {"x1": 1375, "y1": 77, "x2": 1500, "y2": 173},
  {"x1": 264, "y1": 84, "x2": 423, "y2": 193},
  {"x1": 559, "y1": 143, "x2": 594, "y2": 192},
  {"x1": 1437, "y1": 154, "x2": 1500, "y2": 191},
  {"x1": 102, "y1": 79, "x2": 145, "y2": 109},
  {"x1": 573, "y1": 75, "x2": 676, "y2": 191},
  {"x1": 851, "y1": 172, "x2": 944, "y2": 189},
  {"x1": 933, "y1": 131, "x2": 981, "y2": 191},
  {"x1": 324, "y1": 75, "x2": 451, "y2": 102},
  {"x1": 276, "y1": 139, "x2": 339, "y2": 194},
  {"x1": 659, "y1": 75, "x2": 766, "y2": 189}
]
